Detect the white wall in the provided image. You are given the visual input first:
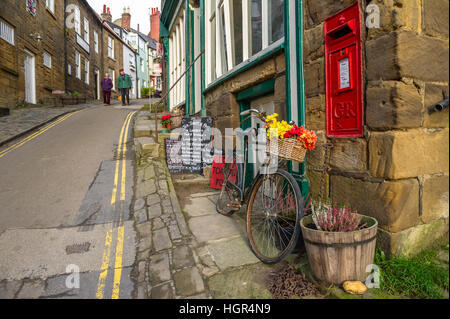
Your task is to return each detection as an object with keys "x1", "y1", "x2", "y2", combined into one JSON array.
[{"x1": 123, "y1": 45, "x2": 137, "y2": 99}]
